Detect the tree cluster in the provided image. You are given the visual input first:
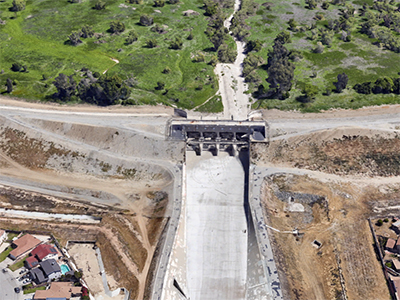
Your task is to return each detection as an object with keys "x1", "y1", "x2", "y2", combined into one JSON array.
[
  {"x1": 52, "y1": 72, "x2": 133, "y2": 106},
  {"x1": 68, "y1": 25, "x2": 94, "y2": 46},
  {"x1": 354, "y1": 76, "x2": 400, "y2": 94}
]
